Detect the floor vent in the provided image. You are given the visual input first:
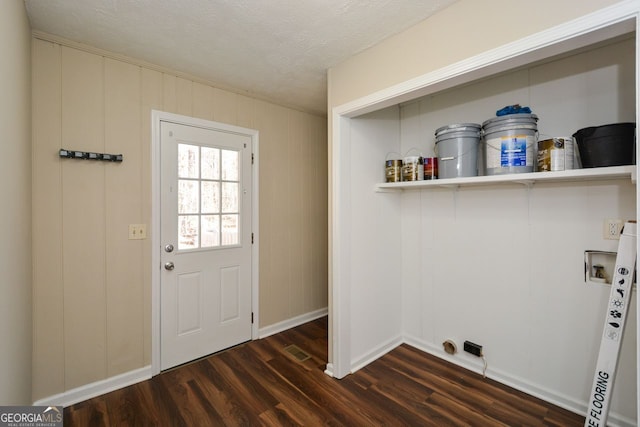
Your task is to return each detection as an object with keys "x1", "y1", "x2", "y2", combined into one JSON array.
[{"x1": 283, "y1": 344, "x2": 311, "y2": 362}]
